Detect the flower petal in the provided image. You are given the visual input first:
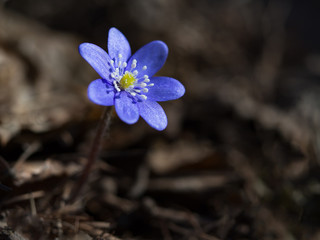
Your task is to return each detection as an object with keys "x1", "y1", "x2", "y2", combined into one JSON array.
[
  {"x1": 108, "y1": 27, "x2": 131, "y2": 62},
  {"x1": 138, "y1": 100, "x2": 167, "y2": 131},
  {"x1": 79, "y1": 43, "x2": 111, "y2": 80},
  {"x1": 127, "y1": 41, "x2": 168, "y2": 78},
  {"x1": 146, "y1": 76, "x2": 185, "y2": 102},
  {"x1": 88, "y1": 79, "x2": 115, "y2": 106},
  {"x1": 115, "y1": 91, "x2": 139, "y2": 124}
]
